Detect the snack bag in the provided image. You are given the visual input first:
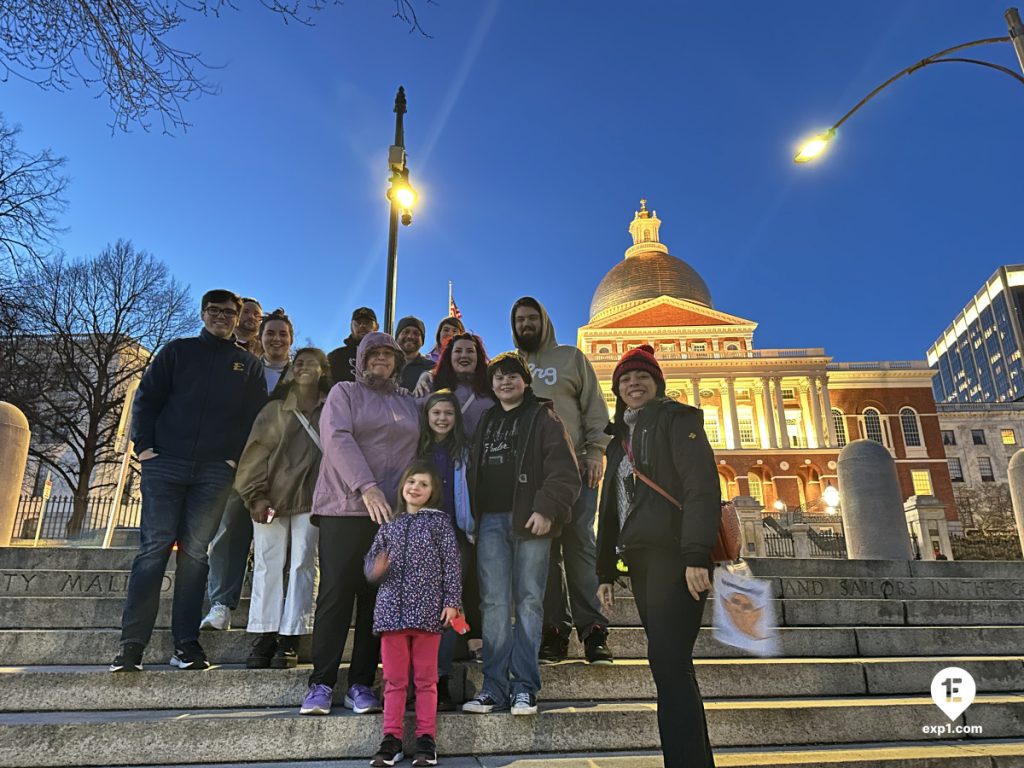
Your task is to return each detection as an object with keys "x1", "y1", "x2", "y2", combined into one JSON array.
[{"x1": 712, "y1": 564, "x2": 779, "y2": 657}]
